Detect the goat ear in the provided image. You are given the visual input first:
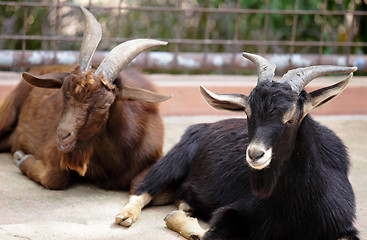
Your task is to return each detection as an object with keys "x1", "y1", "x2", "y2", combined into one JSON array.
[
  {"x1": 118, "y1": 85, "x2": 173, "y2": 103},
  {"x1": 22, "y1": 72, "x2": 68, "y2": 89},
  {"x1": 303, "y1": 73, "x2": 353, "y2": 116},
  {"x1": 200, "y1": 86, "x2": 249, "y2": 112}
]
